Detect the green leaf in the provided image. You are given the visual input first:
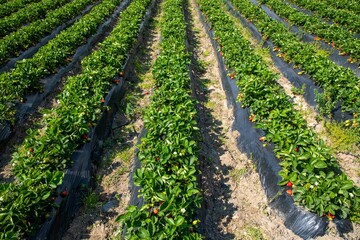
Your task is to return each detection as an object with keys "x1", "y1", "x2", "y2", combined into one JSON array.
[
  {"x1": 313, "y1": 160, "x2": 327, "y2": 169},
  {"x1": 138, "y1": 228, "x2": 150, "y2": 238},
  {"x1": 175, "y1": 216, "x2": 185, "y2": 226},
  {"x1": 41, "y1": 192, "x2": 51, "y2": 200},
  {"x1": 341, "y1": 181, "x2": 354, "y2": 190}
]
